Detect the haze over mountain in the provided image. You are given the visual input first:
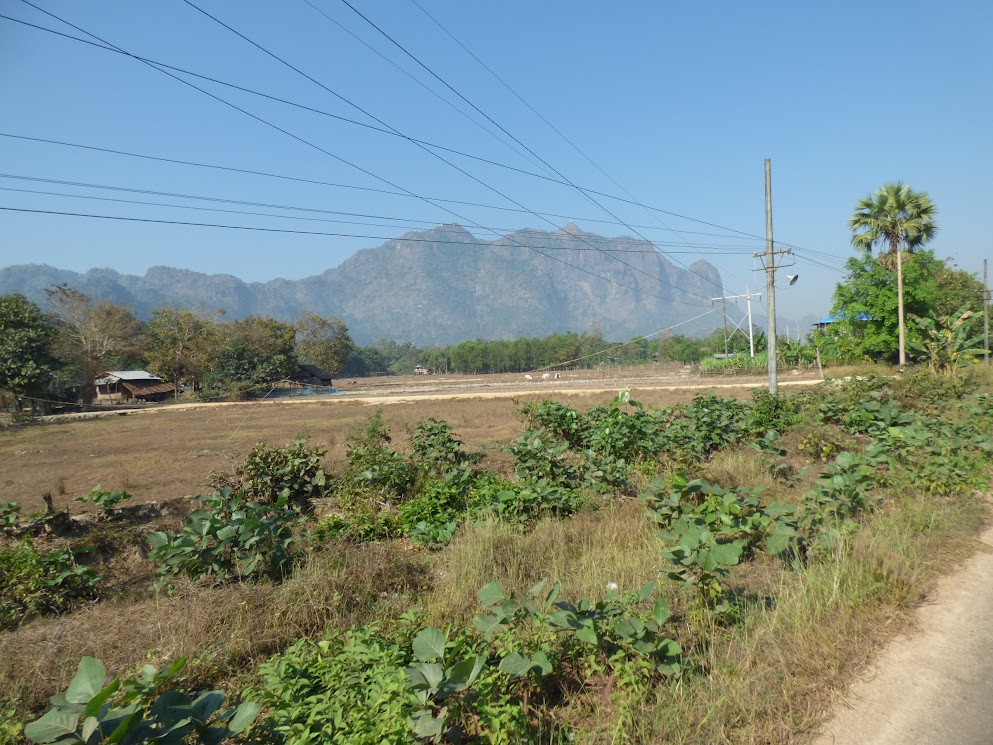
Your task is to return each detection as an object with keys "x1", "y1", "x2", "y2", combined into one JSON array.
[{"x1": 0, "y1": 224, "x2": 725, "y2": 346}]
